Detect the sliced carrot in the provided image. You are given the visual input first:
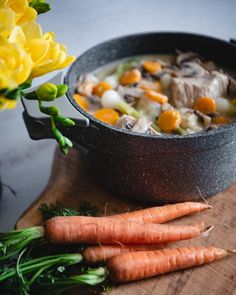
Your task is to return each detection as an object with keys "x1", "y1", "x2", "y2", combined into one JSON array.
[
  {"x1": 110, "y1": 202, "x2": 211, "y2": 224},
  {"x1": 73, "y1": 94, "x2": 89, "y2": 111},
  {"x1": 45, "y1": 216, "x2": 208, "y2": 245},
  {"x1": 211, "y1": 115, "x2": 231, "y2": 125},
  {"x1": 83, "y1": 244, "x2": 165, "y2": 264},
  {"x1": 193, "y1": 96, "x2": 216, "y2": 114},
  {"x1": 157, "y1": 109, "x2": 181, "y2": 132},
  {"x1": 94, "y1": 108, "x2": 119, "y2": 125},
  {"x1": 140, "y1": 82, "x2": 163, "y2": 93},
  {"x1": 92, "y1": 81, "x2": 112, "y2": 97},
  {"x1": 120, "y1": 69, "x2": 141, "y2": 86},
  {"x1": 145, "y1": 90, "x2": 168, "y2": 104},
  {"x1": 107, "y1": 246, "x2": 231, "y2": 282},
  {"x1": 140, "y1": 84, "x2": 152, "y2": 91},
  {"x1": 143, "y1": 61, "x2": 162, "y2": 74}
]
